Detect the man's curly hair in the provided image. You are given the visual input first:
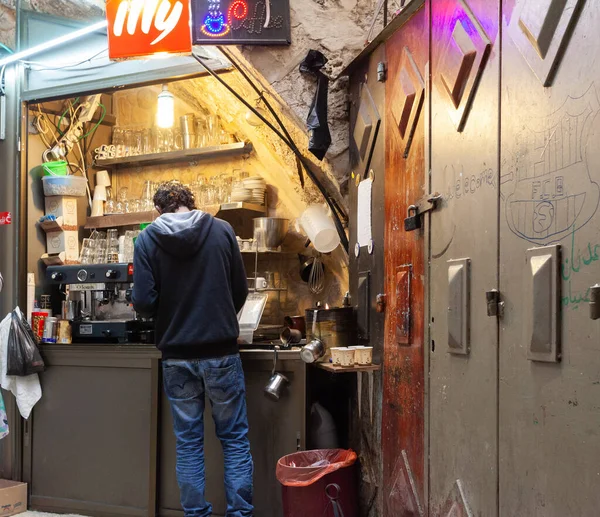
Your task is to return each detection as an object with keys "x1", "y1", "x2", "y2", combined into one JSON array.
[{"x1": 153, "y1": 181, "x2": 197, "y2": 214}]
